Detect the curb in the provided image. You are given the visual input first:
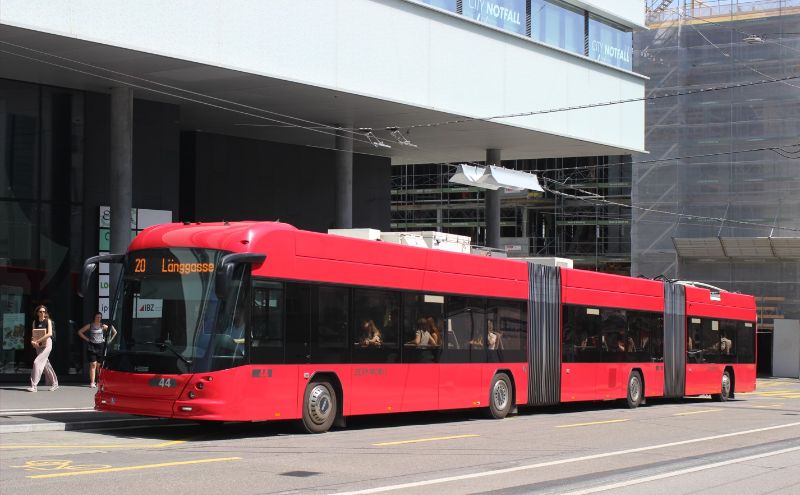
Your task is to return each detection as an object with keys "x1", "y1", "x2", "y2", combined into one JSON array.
[{"x1": 1, "y1": 417, "x2": 192, "y2": 434}]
